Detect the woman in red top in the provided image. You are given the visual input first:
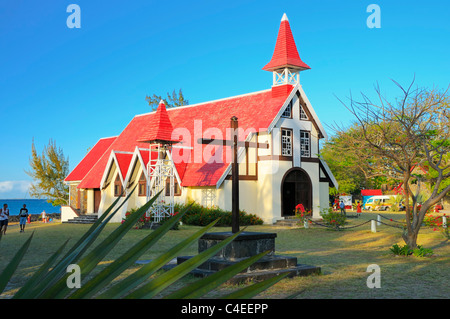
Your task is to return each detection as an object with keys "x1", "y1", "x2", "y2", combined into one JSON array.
[{"x1": 356, "y1": 201, "x2": 362, "y2": 216}]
